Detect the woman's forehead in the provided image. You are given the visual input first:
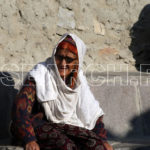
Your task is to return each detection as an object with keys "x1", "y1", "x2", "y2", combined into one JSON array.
[{"x1": 56, "y1": 48, "x2": 77, "y2": 57}]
